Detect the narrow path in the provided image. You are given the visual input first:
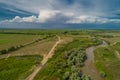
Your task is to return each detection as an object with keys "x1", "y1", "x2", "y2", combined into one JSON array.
[
  {"x1": 115, "y1": 50, "x2": 120, "y2": 59},
  {"x1": 26, "y1": 36, "x2": 62, "y2": 80},
  {"x1": 82, "y1": 41, "x2": 108, "y2": 80},
  {"x1": 5, "y1": 54, "x2": 10, "y2": 60},
  {"x1": 111, "y1": 42, "x2": 120, "y2": 59}
]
